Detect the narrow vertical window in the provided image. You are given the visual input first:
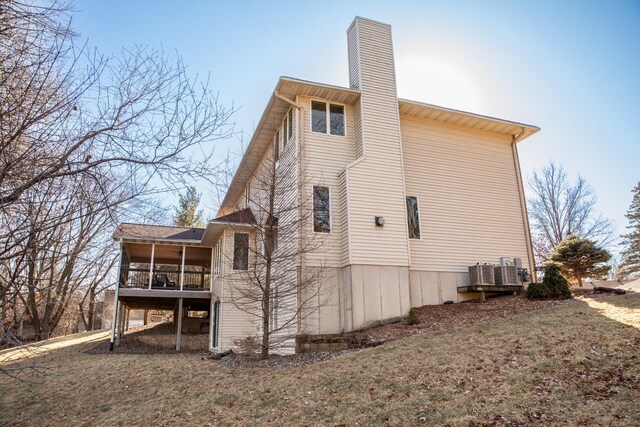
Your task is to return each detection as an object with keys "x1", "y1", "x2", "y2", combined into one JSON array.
[
  {"x1": 313, "y1": 186, "x2": 330, "y2": 233},
  {"x1": 283, "y1": 116, "x2": 288, "y2": 147},
  {"x1": 311, "y1": 101, "x2": 327, "y2": 133},
  {"x1": 406, "y1": 196, "x2": 421, "y2": 239},
  {"x1": 233, "y1": 233, "x2": 249, "y2": 270},
  {"x1": 329, "y1": 104, "x2": 345, "y2": 136},
  {"x1": 287, "y1": 108, "x2": 293, "y2": 141},
  {"x1": 244, "y1": 182, "x2": 251, "y2": 207},
  {"x1": 274, "y1": 130, "x2": 280, "y2": 161}
]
